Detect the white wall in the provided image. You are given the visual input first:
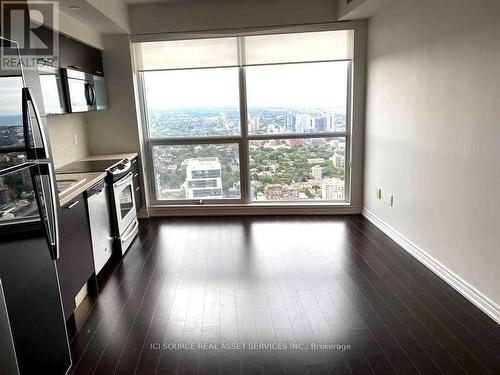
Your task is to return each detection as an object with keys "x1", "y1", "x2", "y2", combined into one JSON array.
[
  {"x1": 52, "y1": 7, "x2": 103, "y2": 49},
  {"x1": 86, "y1": 34, "x2": 140, "y2": 155},
  {"x1": 86, "y1": 0, "x2": 130, "y2": 33},
  {"x1": 47, "y1": 114, "x2": 90, "y2": 168},
  {"x1": 364, "y1": 0, "x2": 500, "y2": 307},
  {"x1": 337, "y1": 0, "x2": 394, "y2": 21},
  {"x1": 40, "y1": 7, "x2": 103, "y2": 168},
  {"x1": 129, "y1": 0, "x2": 337, "y2": 35}
]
